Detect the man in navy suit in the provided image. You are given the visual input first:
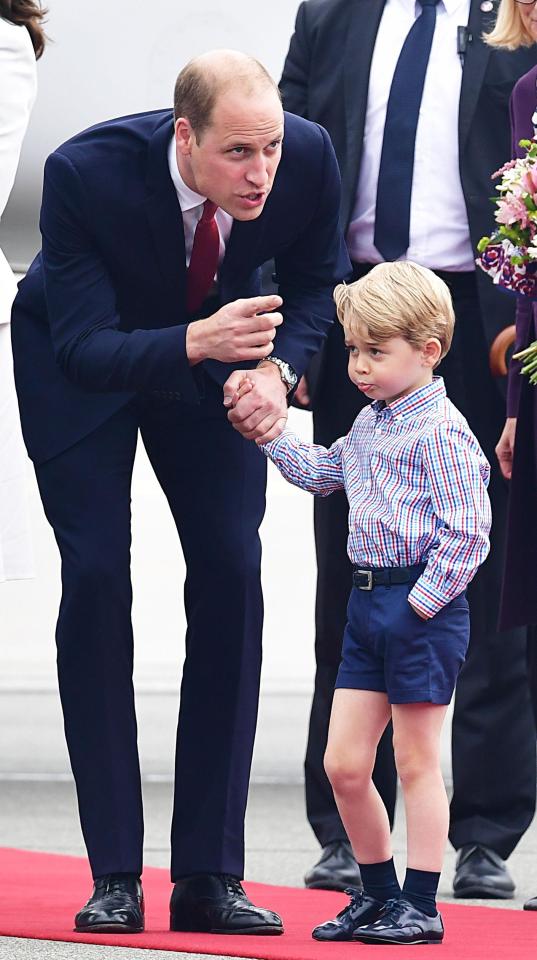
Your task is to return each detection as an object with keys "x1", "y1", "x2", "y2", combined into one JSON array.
[{"x1": 11, "y1": 50, "x2": 350, "y2": 935}]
